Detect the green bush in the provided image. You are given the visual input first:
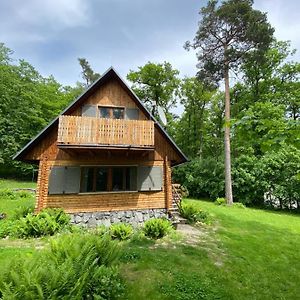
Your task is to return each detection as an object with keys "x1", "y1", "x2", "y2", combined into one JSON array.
[
  {"x1": 93, "y1": 224, "x2": 108, "y2": 236},
  {"x1": 179, "y1": 203, "x2": 209, "y2": 224},
  {"x1": 0, "y1": 234, "x2": 124, "y2": 299},
  {"x1": 0, "y1": 189, "x2": 15, "y2": 199},
  {"x1": 233, "y1": 202, "x2": 246, "y2": 209},
  {"x1": 0, "y1": 189, "x2": 33, "y2": 201},
  {"x1": 143, "y1": 218, "x2": 173, "y2": 239},
  {"x1": 110, "y1": 223, "x2": 133, "y2": 240},
  {"x1": 11, "y1": 204, "x2": 35, "y2": 220},
  {"x1": 0, "y1": 208, "x2": 70, "y2": 239},
  {"x1": 0, "y1": 220, "x2": 13, "y2": 239},
  {"x1": 215, "y1": 197, "x2": 226, "y2": 206}
]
